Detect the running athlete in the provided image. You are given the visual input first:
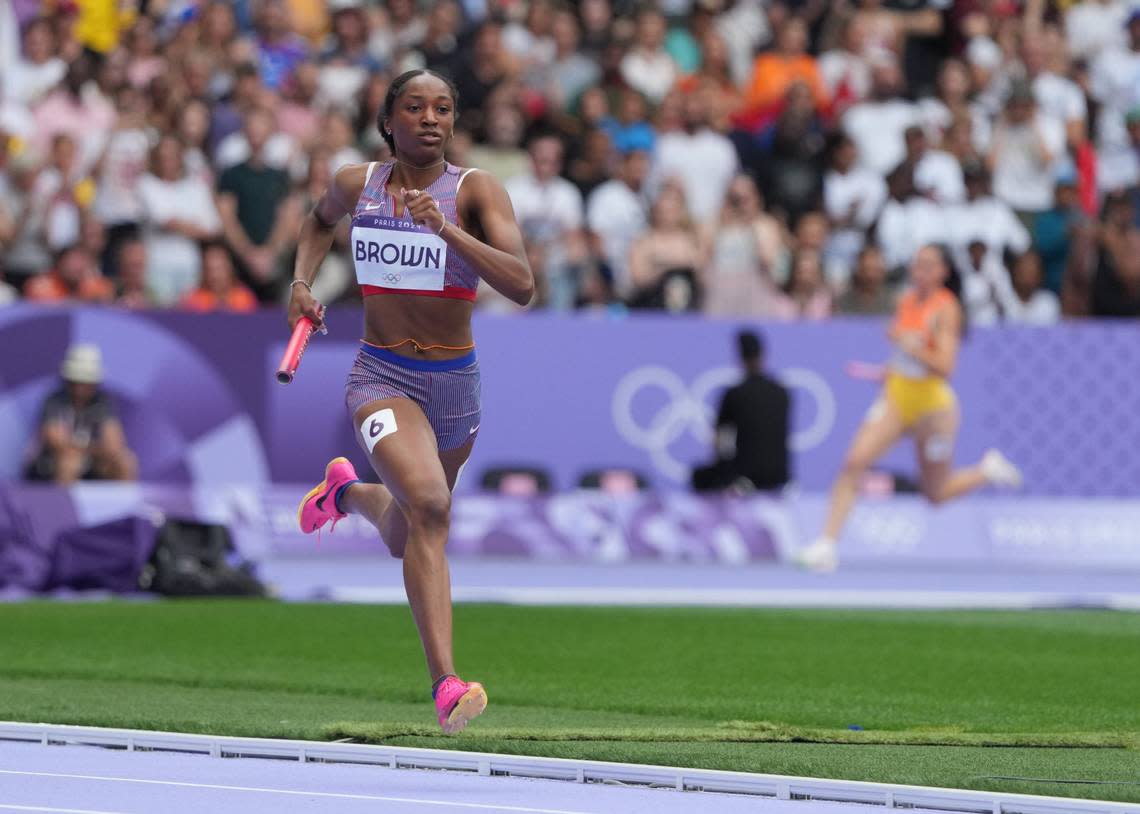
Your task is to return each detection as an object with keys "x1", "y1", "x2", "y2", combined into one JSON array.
[
  {"x1": 796, "y1": 244, "x2": 1022, "y2": 573},
  {"x1": 288, "y1": 70, "x2": 534, "y2": 732}
]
